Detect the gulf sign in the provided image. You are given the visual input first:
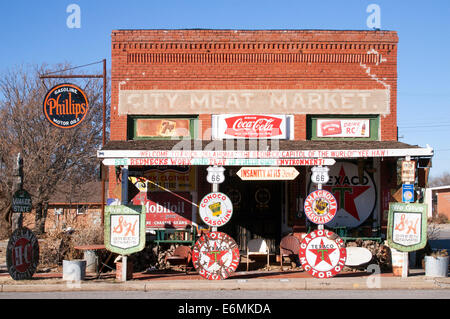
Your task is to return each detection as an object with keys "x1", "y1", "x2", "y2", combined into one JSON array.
[
  {"x1": 212, "y1": 114, "x2": 288, "y2": 139},
  {"x1": 43, "y1": 83, "x2": 89, "y2": 128}
]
